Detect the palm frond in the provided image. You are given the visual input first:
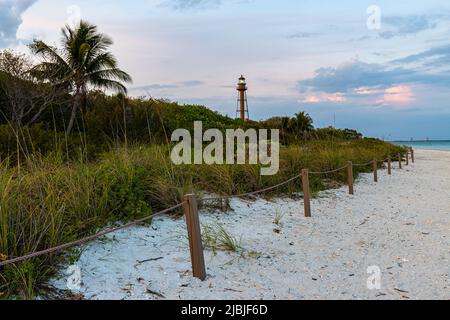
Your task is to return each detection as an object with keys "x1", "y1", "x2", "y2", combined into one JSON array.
[
  {"x1": 89, "y1": 78, "x2": 128, "y2": 94},
  {"x1": 85, "y1": 52, "x2": 118, "y2": 73},
  {"x1": 87, "y1": 68, "x2": 132, "y2": 83},
  {"x1": 29, "y1": 41, "x2": 69, "y2": 70}
]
